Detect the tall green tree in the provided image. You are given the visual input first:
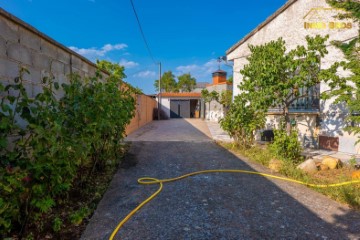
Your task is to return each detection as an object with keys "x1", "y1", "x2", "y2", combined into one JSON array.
[
  {"x1": 201, "y1": 89, "x2": 219, "y2": 117},
  {"x1": 240, "y1": 35, "x2": 335, "y2": 134},
  {"x1": 325, "y1": 0, "x2": 360, "y2": 139},
  {"x1": 96, "y1": 60, "x2": 126, "y2": 82},
  {"x1": 327, "y1": 0, "x2": 360, "y2": 20},
  {"x1": 219, "y1": 90, "x2": 233, "y2": 110},
  {"x1": 177, "y1": 73, "x2": 196, "y2": 92},
  {"x1": 154, "y1": 71, "x2": 177, "y2": 92}
]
